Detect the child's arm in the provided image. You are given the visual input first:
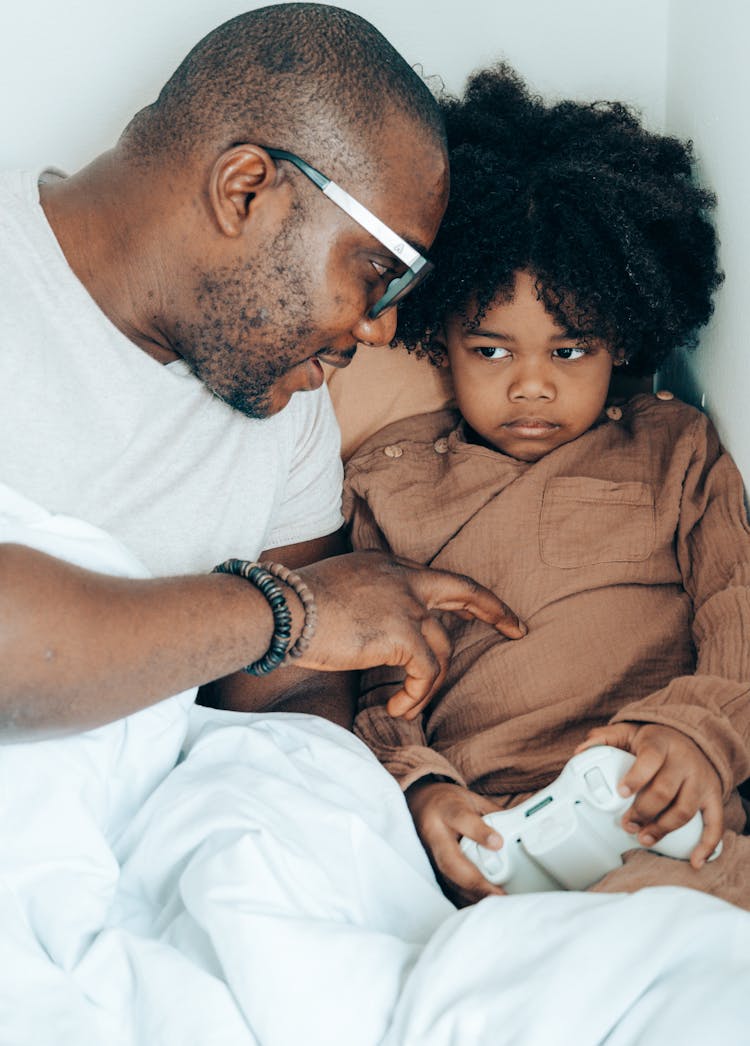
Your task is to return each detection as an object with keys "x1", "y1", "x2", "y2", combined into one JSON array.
[
  {"x1": 585, "y1": 410, "x2": 750, "y2": 862},
  {"x1": 356, "y1": 673, "x2": 508, "y2": 903},
  {"x1": 575, "y1": 722, "x2": 723, "y2": 868},
  {"x1": 355, "y1": 666, "x2": 468, "y2": 789}
]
